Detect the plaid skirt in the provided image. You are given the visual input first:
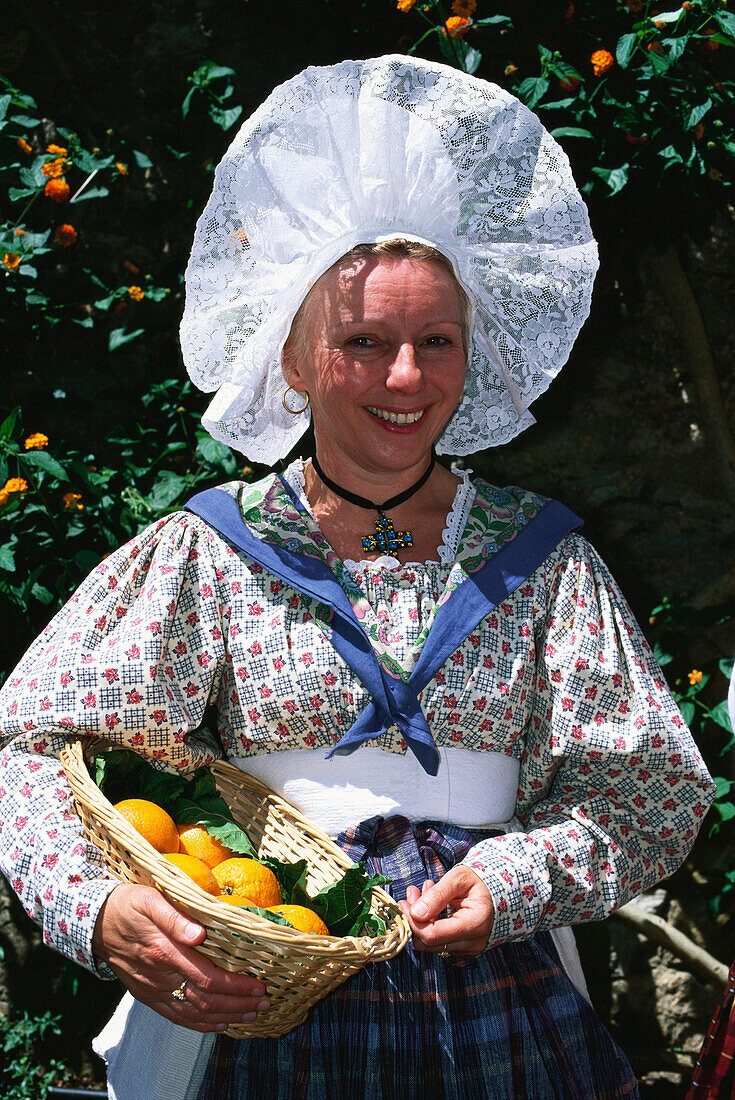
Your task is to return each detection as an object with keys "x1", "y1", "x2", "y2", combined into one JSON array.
[
  {"x1": 197, "y1": 815, "x2": 639, "y2": 1100},
  {"x1": 684, "y1": 960, "x2": 735, "y2": 1099}
]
